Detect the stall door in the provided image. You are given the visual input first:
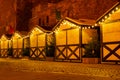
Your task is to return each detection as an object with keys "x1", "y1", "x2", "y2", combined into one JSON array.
[
  {"x1": 102, "y1": 22, "x2": 120, "y2": 62},
  {"x1": 55, "y1": 28, "x2": 81, "y2": 62},
  {"x1": 0, "y1": 40, "x2": 8, "y2": 57},
  {"x1": 17, "y1": 38, "x2": 23, "y2": 57},
  {"x1": 13, "y1": 38, "x2": 23, "y2": 58},
  {"x1": 82, "y1": 28, "x2": 100, "y2": 57},
  {"x1": 30, "y1": 33, "x2": 46, "y2": 60},
  {"x1": 37, "y1": 33, "x2": 46, "y2": 59},
  {"x1": 30, "y1": 34, "x2": 38, "y2": 58}
]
